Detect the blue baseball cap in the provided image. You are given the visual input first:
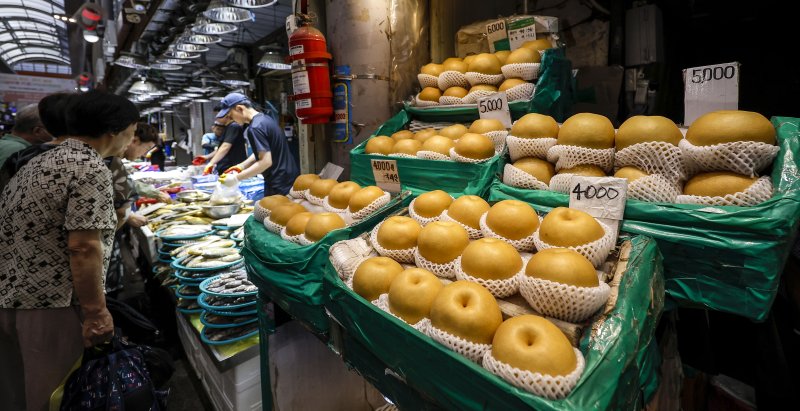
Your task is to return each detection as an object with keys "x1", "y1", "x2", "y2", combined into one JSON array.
[{"x1": 216, "y1": 92, "x2": 251, "y2": 118}]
